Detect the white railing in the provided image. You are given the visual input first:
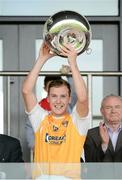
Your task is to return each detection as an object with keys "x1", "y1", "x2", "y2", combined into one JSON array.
[{"x1": 0, "y1": 71, "x2": 122, "y2": 135}]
